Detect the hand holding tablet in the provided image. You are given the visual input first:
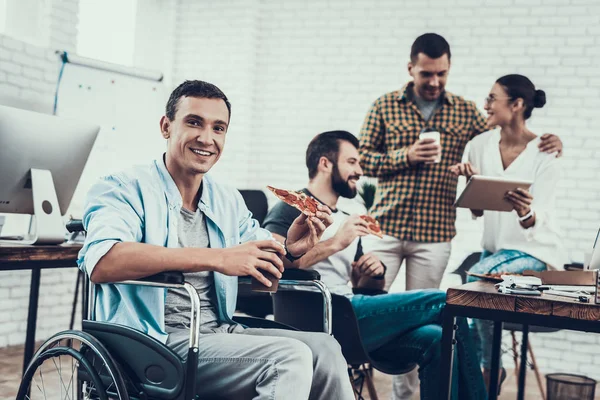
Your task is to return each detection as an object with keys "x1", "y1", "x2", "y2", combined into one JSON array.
[{"x1": 451, "y1": 166, "x2": 533, "y2": 212}]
